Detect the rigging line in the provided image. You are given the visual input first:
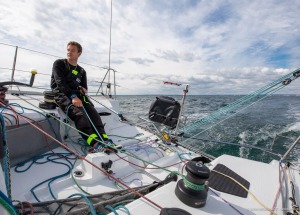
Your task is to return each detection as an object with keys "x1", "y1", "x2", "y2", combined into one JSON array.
[
  {"x1": 12, "y1": 94, "x2": 189, "y2": 184},
  {"x1": 11, "y1": 95, "x2": 159, "y2": 168},
  {"x1": 86, "y1": 95, "x2": 125, "y2": 119},
  {"x1": 12, "y1": 94, "x2": 97, "y2": 142},
  {"x1": 185, "y1": 67, "x2": 299, "y2": 131},
  {"x1": 108, "y1": 0, "x2": 113, "y2": 69},
  {"x1": 0, "y1": 67, "x2": 50, "y2": 76},
  {"x1": 0, "y1": 43, "x2": 107, "y2": 70},
  {"x1": 211, "y1": 169, "x2": 278, "y2": 215},
  {"x1": 107, "y1": 0, "x2": 113, "y2": 92},
  {"x1": 14, "y1": 94, "x2": 203, "y2": 200},
  {"x1": 182, "y1": 136, "x2": 281, "y2": 157},
  {"x1": 286, "y1": 164, "x2": 300, "y2": 214},
  {"x1": 183, "y1": 79, "x2": 288, "y2": 134},
  {"x1": 96, "y1": 68, "x2": 110, "y2": 95},
  {"x1": 114, "y1": 152, "x2": 187, "y2": 170},
  {"x1": 9, "y1": 86, "x2": 51, "y2": 91},
  {"x1": 271, "y1": 164, "x2": 287, "y2": 215},
  {"x1": 0, "y1": 101, "x2": 163, "y2": 210},
  {"x1": 181, "y1": 84, "x2": 286, "y2": 144},
  {"x1": 183, "y1": 81, "x2": 284, "y2": 133},
  {"x1": 209, "y1": 189, "x2": 244, "y2": 215},
  {"x1": 96, "y1": 0, "x2": 114, "y2": 95}
]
